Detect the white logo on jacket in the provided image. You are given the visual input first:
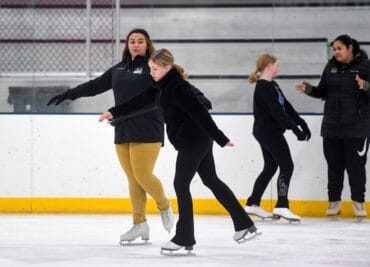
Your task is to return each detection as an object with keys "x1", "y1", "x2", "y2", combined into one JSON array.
[{"x1": 133, "y1": 67, "x2": 143, "y2": 74}]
